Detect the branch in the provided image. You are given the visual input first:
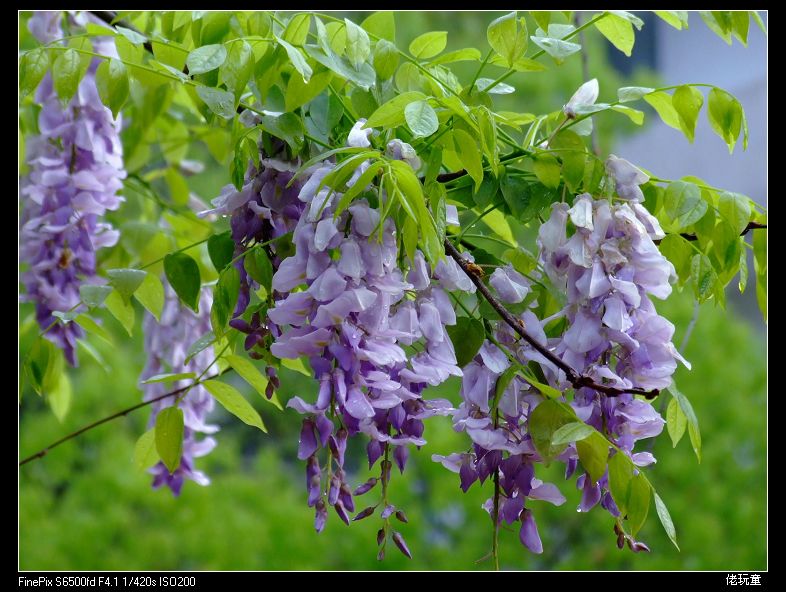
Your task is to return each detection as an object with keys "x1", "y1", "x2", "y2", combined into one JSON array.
[
  {"x1": 19, "y1": 368, "x2": 230, "y2": 467},
  {"x1": 444, "y1": 238, "x2": 659, "y2": 399},
  {"x1": 659, "y1": 221, "x2": 767, "y2": 244}
]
